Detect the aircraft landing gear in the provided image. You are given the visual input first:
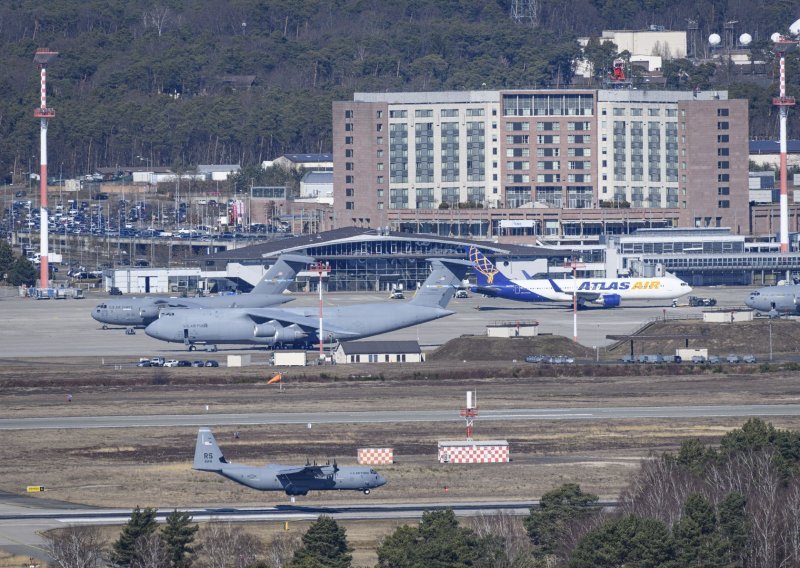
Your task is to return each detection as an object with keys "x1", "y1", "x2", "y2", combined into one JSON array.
[
  {"x1": 102, "y1": 325, "x2": 108, "y2": 330},
  {"x1": 187, "y1": 344, "x2": 196, "y2": 352},
  {"x1": 363, "y1": 489, "x2": 371, "y2": 495},
  {"x1": 125, "y1": 327, "x2": 136, "y2": 335}
]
